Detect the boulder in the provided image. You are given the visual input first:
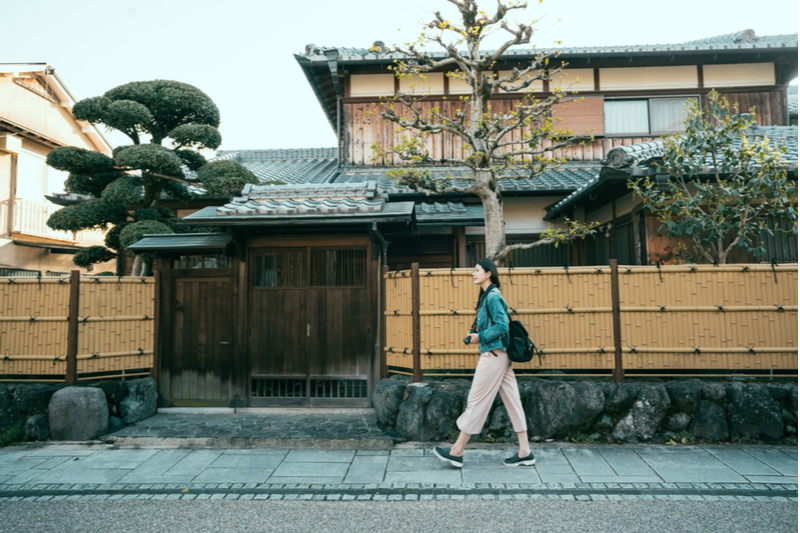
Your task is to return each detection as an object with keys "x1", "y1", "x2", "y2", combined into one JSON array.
[
  {"x1": 424, "y1": 387, "x2": 462, "y2": 440},
  {"x1": 766, "y1": 384, "x2": 790, "y2": 402},
  {"x1": 396, "y1": 384, "x2": 458, "y2": 442},
  {"x1": 525, "y1": 381, "x2": 605, "y2": 439},
  {"x1": 98, "y1": 381, "x2": 129, "y2": 406},
  {"x1": 13, "y1": 384, "x2": 51, "y2": 416},
  {"x1": 604, "y1": 383, "x2": 642, "y2": 414},
  {"x1": 119, "y1": 377, "x2": 157, "y2": 425},
  {"x1": 782, "y1": 409, "x2": 796, "y2": 424},
  {"x1": 611, "y1": 385, "x2": 671, "y2": 443},
  {"x1": 691, "y1": 401, "x2": 729, "y2": 442},
  {"x1": 24, "y1": 414, "x2": 50, "y2": 441},
  {"x1": 701, "y1": 382, "x2": 727, "y2": 402},
  {"x1": 726, "y1": 383, "x2": 783, "y2": 441},
  {"x1": 0, "y1": 385, "x2": 19, "y2": 434},
  {"x1": 108, "y1": 416, "x2": 124, "y2": 433},
  {"x1": 592, "y1": 414, "x2": 615, "y2": 433},
  {"x1": 48, "y1": 387, "x2": 108, "y2": 441},
  {"x1": 665, "y1": 380, "x2": 701, "y2": 414},
  {"x1": 488, "y1": 405, "x2": 512, "y2": 437},
  {"x1": 789, "y1": 385, "x2": 798, "y2": 412},
  {"x1": 663, "y1": 412, "x2": 691, "y2": 432},
  {"x1": 373, "y1": 376, "x2": 409, "y2": 427}
]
